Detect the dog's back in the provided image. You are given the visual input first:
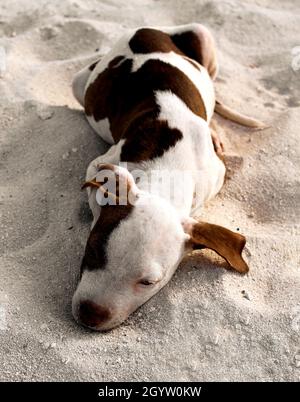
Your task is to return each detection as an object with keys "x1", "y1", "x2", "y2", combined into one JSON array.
[
  {"x1": 73, "y1": 25, "x2": 216, "y2": 146},
  {"x1": 73, "y1": 25, "x2": 225, "y2": 211}
]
